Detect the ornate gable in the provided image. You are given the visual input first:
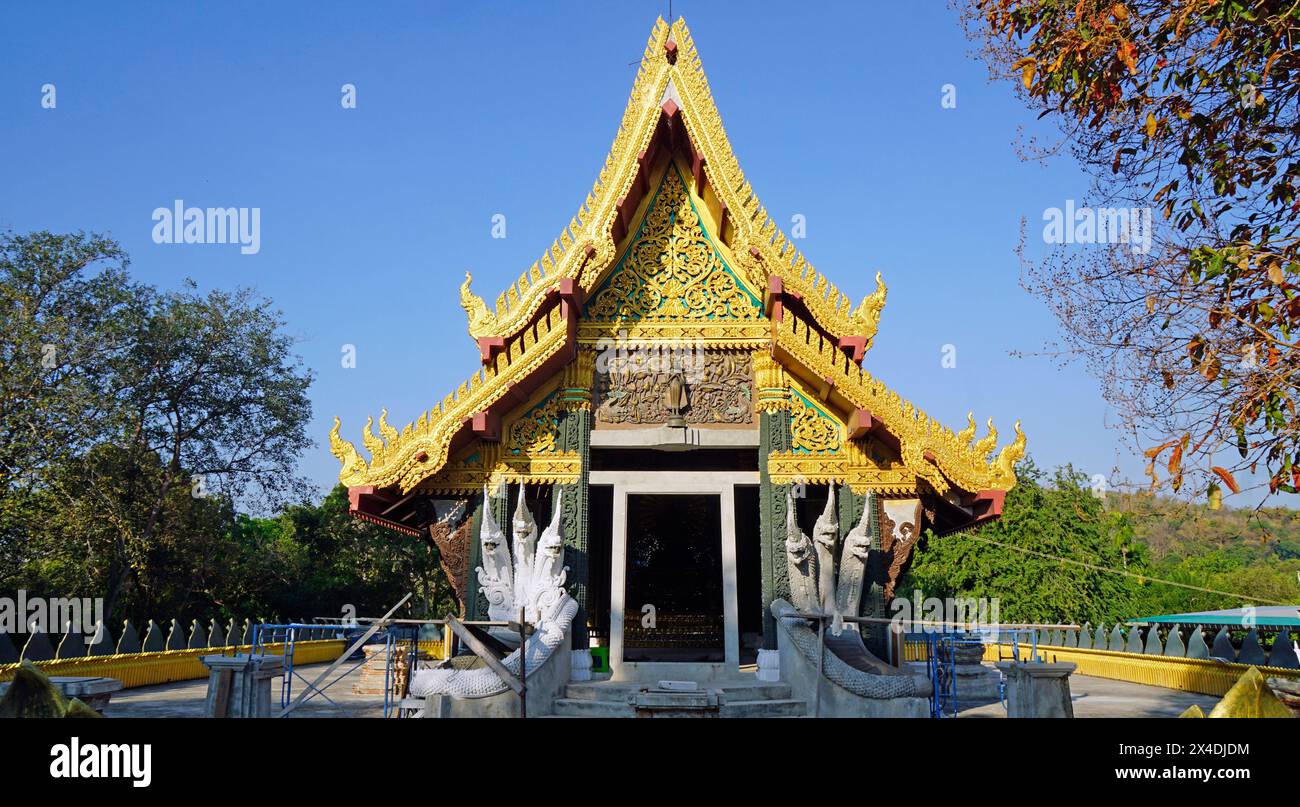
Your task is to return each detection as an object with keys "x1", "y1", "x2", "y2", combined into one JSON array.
[
  {"x1": 330, "y1": 17, "x2": 1026, "y2": 518},
  {"x1": 585, "y1": 162, "x2": 761, "y2": 326},
  {"x1": 457, "y1": 17, "x2": 886, "y2": 355}
]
